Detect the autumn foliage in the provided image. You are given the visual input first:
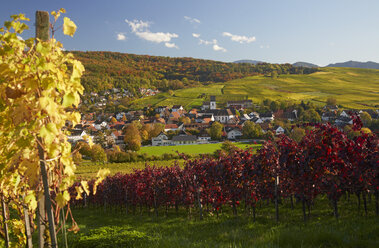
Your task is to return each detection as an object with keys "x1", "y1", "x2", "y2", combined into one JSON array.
[{"x1": 70, "y1": 120, "x2": 379, "y2": 221}]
